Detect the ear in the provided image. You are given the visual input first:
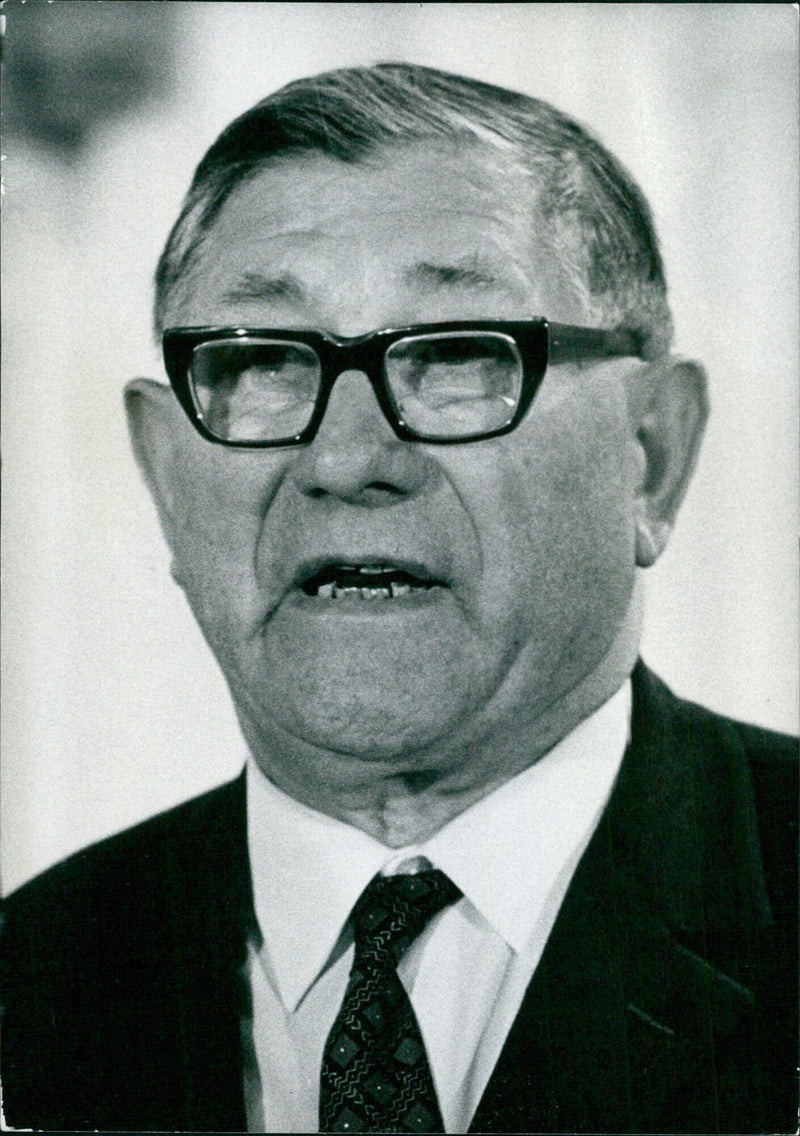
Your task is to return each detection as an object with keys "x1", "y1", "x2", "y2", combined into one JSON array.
[
  {"x1": 630, "y1": 358, "x2": 709, "y2": 567},
  {"x1": 124, "y1": 378, "x2": 187, "y2": 549}
]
